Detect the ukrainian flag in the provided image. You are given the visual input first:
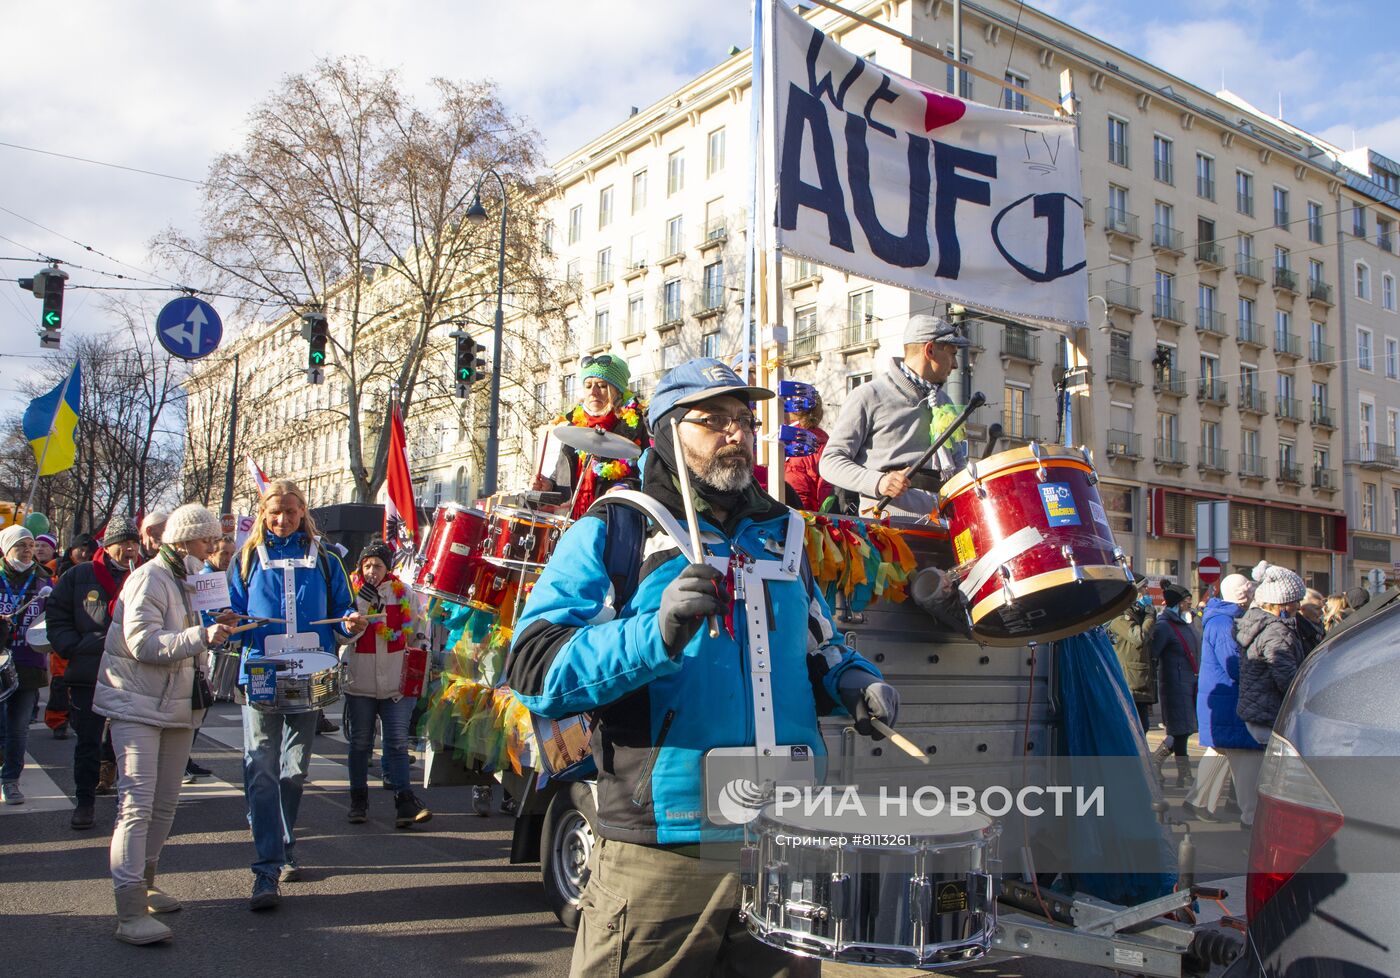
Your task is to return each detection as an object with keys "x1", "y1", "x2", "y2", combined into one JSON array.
[{"x1": 22, "y1": 363, "x2": 81, "y2": 476}]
